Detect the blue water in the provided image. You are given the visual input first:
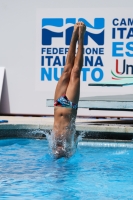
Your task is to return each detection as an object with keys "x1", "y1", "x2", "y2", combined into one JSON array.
[{"x1": 0, "y1": 138, "x2": 133, "y2": 200}]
